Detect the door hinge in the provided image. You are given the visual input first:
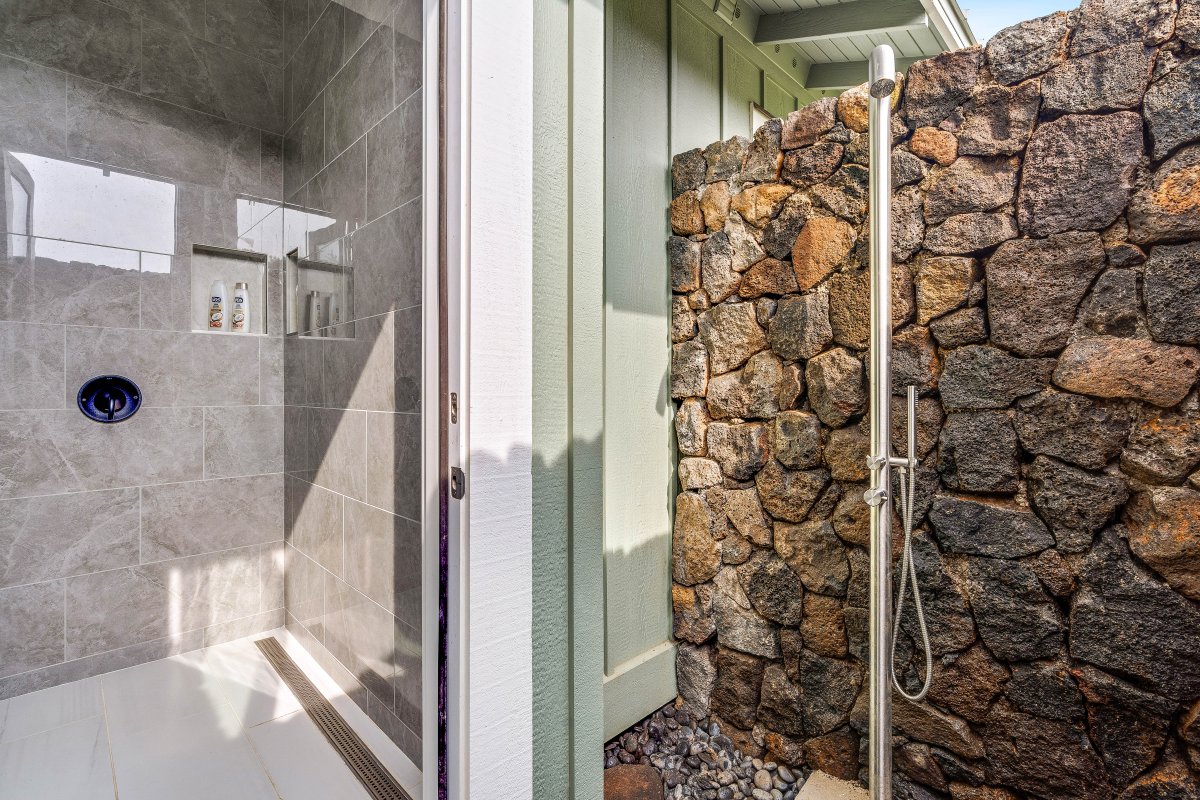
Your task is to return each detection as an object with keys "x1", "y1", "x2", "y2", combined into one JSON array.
[
  {"x1": 450, "y1": 392, "x2": 458, "y2": 424},
  {"x1": 450, "y1": 466, "x2": 466, "y2": 500}
]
